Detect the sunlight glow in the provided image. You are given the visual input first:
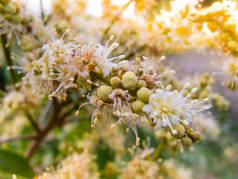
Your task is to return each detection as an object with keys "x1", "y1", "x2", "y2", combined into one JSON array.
[
  {"x1": 86, "y1": 0, "x2": 103, "y2": 17},
  {"x1": 122, "y1": 2, "x2": 135, "y2": 19},
  {"x1": 111, "y1": 0, "x2": 130, "y2": 6}
]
